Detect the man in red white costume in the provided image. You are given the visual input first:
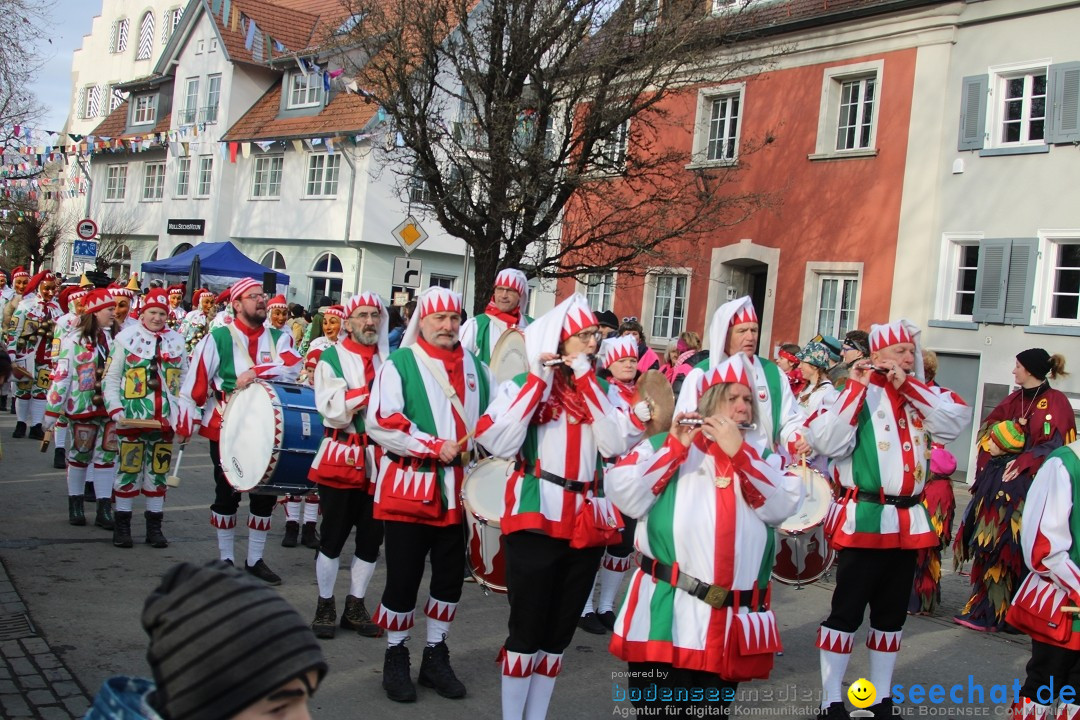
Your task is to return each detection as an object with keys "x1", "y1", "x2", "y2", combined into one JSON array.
[
  {"x1": 366, "y1": 286, "x2": 492, "y2": 703},
  {"x1": 177, "y1": 277, "x2": 303, "y2": 585},
  {"x1": 459, "y1": 268, "x2": 530, "y2": 364},
  {"x1": 5, "y1": 270, "x2": 60, "y2": 439},
  {"x1": 805, "y1": 320, "x2": 972, "y2": 719},
  {"x1": 308, "y1": 291, "x2": 389, "y2": 640}
]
